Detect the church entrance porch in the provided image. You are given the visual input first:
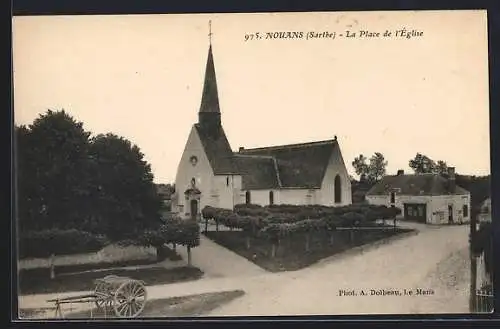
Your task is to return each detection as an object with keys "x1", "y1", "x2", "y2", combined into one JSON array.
[
  {"x1": 184, "y1": 178, "x2": 201, "y2": 221},
  {"x1": 190, "y1": 199, "x2": 199, "y2": 221}
]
